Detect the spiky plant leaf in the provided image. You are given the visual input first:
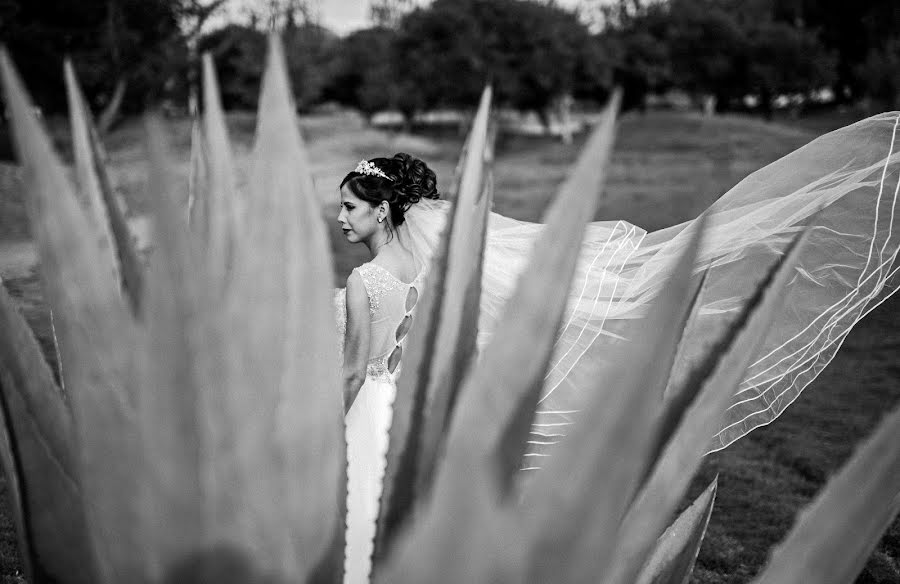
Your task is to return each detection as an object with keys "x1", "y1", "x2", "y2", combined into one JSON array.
[
  {"x1": 200, "y1": 53, "x2": 239, "y2": 286},
  {"x1": 751, "y1": 401, "x2": 900, "y2": 584},
  {"x1": 636, "y1": 477, "x2": 717, "y2": 584},
  {"x1": 637, "y1": 269, "x2": 709, "y2": 488},
  {"x1": 602, "y1": 223, "x2": 814, "y2": 584},
  {"x1": 523, "y1": 208, "x2": 704, "y2": 584},
  {"x1": 0, "y1": 378, "x2": 31, "y2": 581},
  {"x1": 135, "y1": 117, "x2": 208, "y2": 578},
  {"x1": 373, "y1": 86, "x2": 494, "y2": 565},
  {"x1": 0, "y1": 285, "x2": 97, "y2": 584},
  {"x1": 187, "y1": 114, "x2": 209, "y2": 235},
  {"x1": 64, "y1": 59, "x2": 143, "y2": 315},
  {"x1": 377, "y1": 89, "x2": 622, "y2": 584},
  {"x1": 373, "y1": 181, "x2": 455, "y2": 564},
  {"x1": 64, "y1": 61, "x2": 121, "y2": 285},
  {"x1": 209, "y1": 35, "x2": 344, "y2": 579},
  {"x1": 0, "y1": 48, "x2": 143, "y2": 583},
  {"x1": 0, "y1": 286, "x2": 75, "y2": 476},
  {"x1": 416, "y1": 86, "x2": 495, "y2": 494}
]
